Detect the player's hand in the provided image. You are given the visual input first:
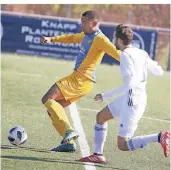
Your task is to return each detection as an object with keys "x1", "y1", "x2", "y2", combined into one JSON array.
[
  {"x1": 40, "y1": 37, "x2": 52, "y2": 44},
  {"x1": 94, "y1": 93, "x2": 103, "y2": 102}
]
